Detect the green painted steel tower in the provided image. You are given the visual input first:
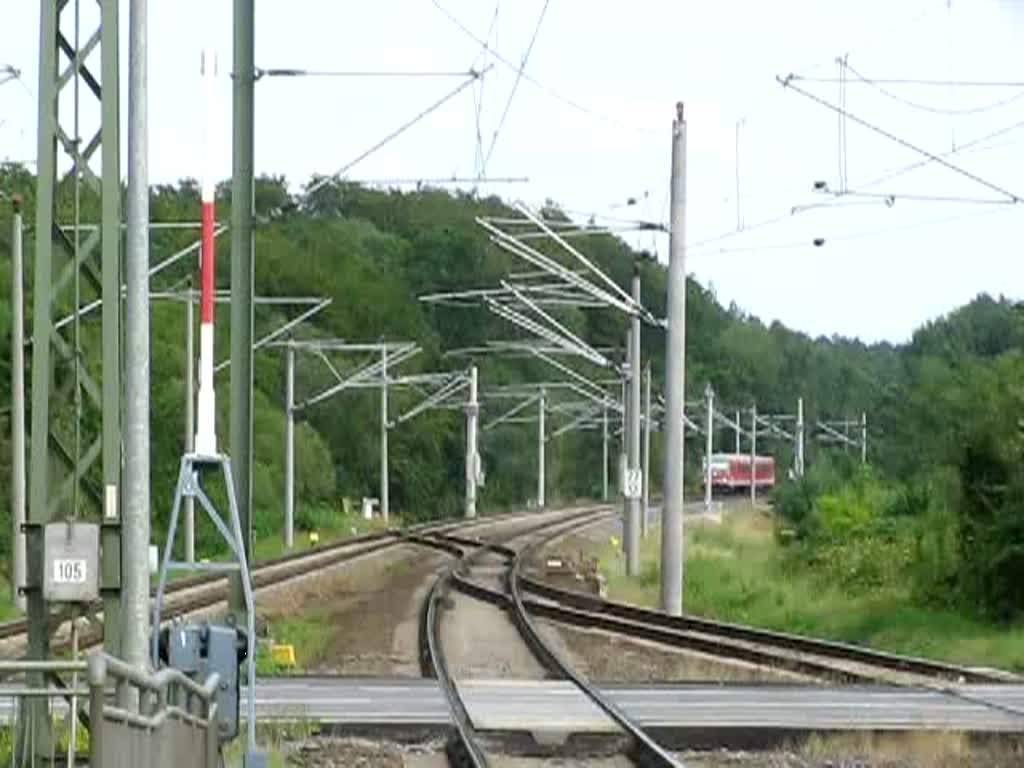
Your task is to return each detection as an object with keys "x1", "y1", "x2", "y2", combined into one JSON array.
[{"x1": 29, "y1": 0, "x2": 123, "y2": 659}]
